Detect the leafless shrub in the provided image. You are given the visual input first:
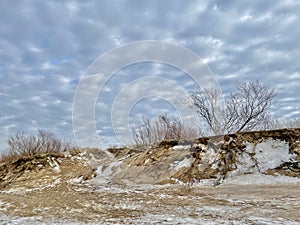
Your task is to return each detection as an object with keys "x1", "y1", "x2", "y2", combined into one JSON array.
[
  {"x1": 284, "y1": 118, "x2": 300, "y2": 128},
  {"x1": 1, "y1": 130, "x2": 72, "y2": 162},
  {"x1": 0, "y1": 152, "x2": 17, "y2": 163},
  {"x1": 264, "y1": 116, "x2": 300, "y2": 130},
  {"x1": 131, "y1": 114, "x2": 199, "y2": 146},
  {"x1": 187, "y1": 80, "x2": 276, "y2": 134}
]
